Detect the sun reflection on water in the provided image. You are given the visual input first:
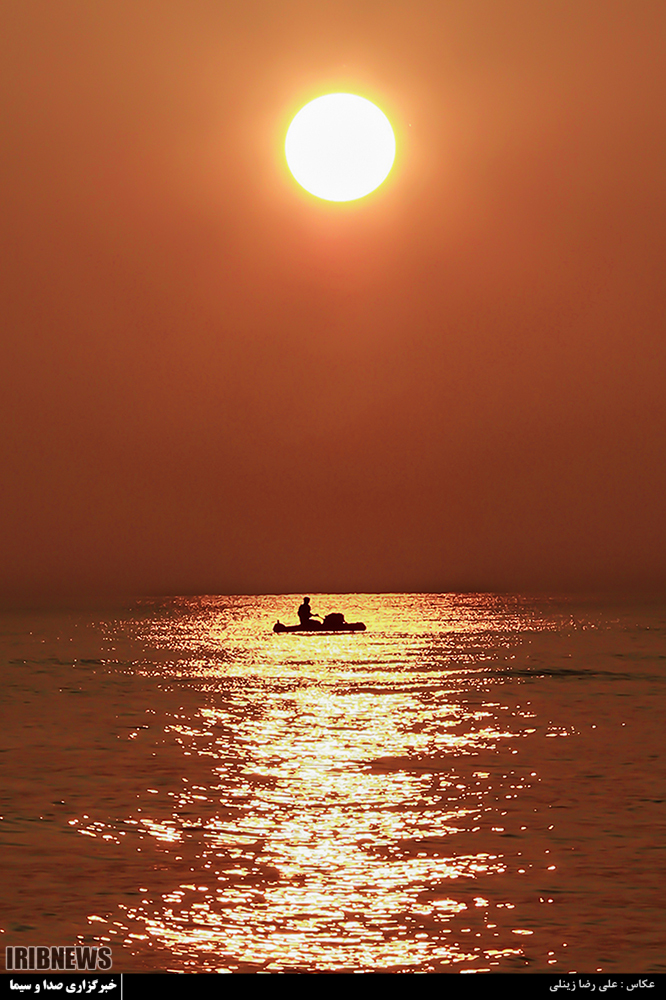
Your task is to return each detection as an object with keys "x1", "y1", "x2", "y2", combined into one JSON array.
[{"x1": 38, "y1": 592, "x2": 656, "y2": 971}]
